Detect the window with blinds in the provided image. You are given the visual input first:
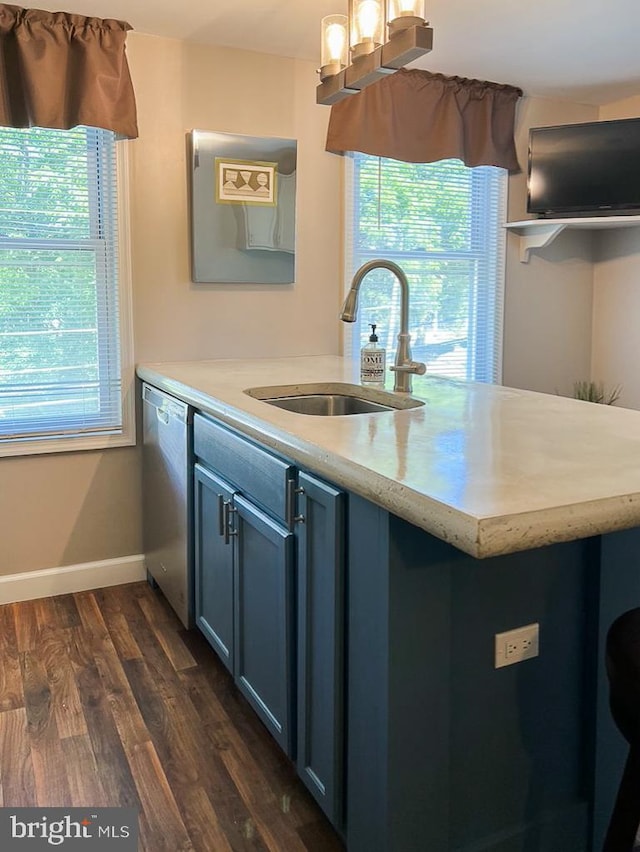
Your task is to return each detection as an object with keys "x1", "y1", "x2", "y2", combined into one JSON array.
[
  {"x1": 0, "y1": 125, "x2": 133, "y2": 455},
  {"x1": 345, "y1": 153, "x2": 507, "y2": 383}
]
